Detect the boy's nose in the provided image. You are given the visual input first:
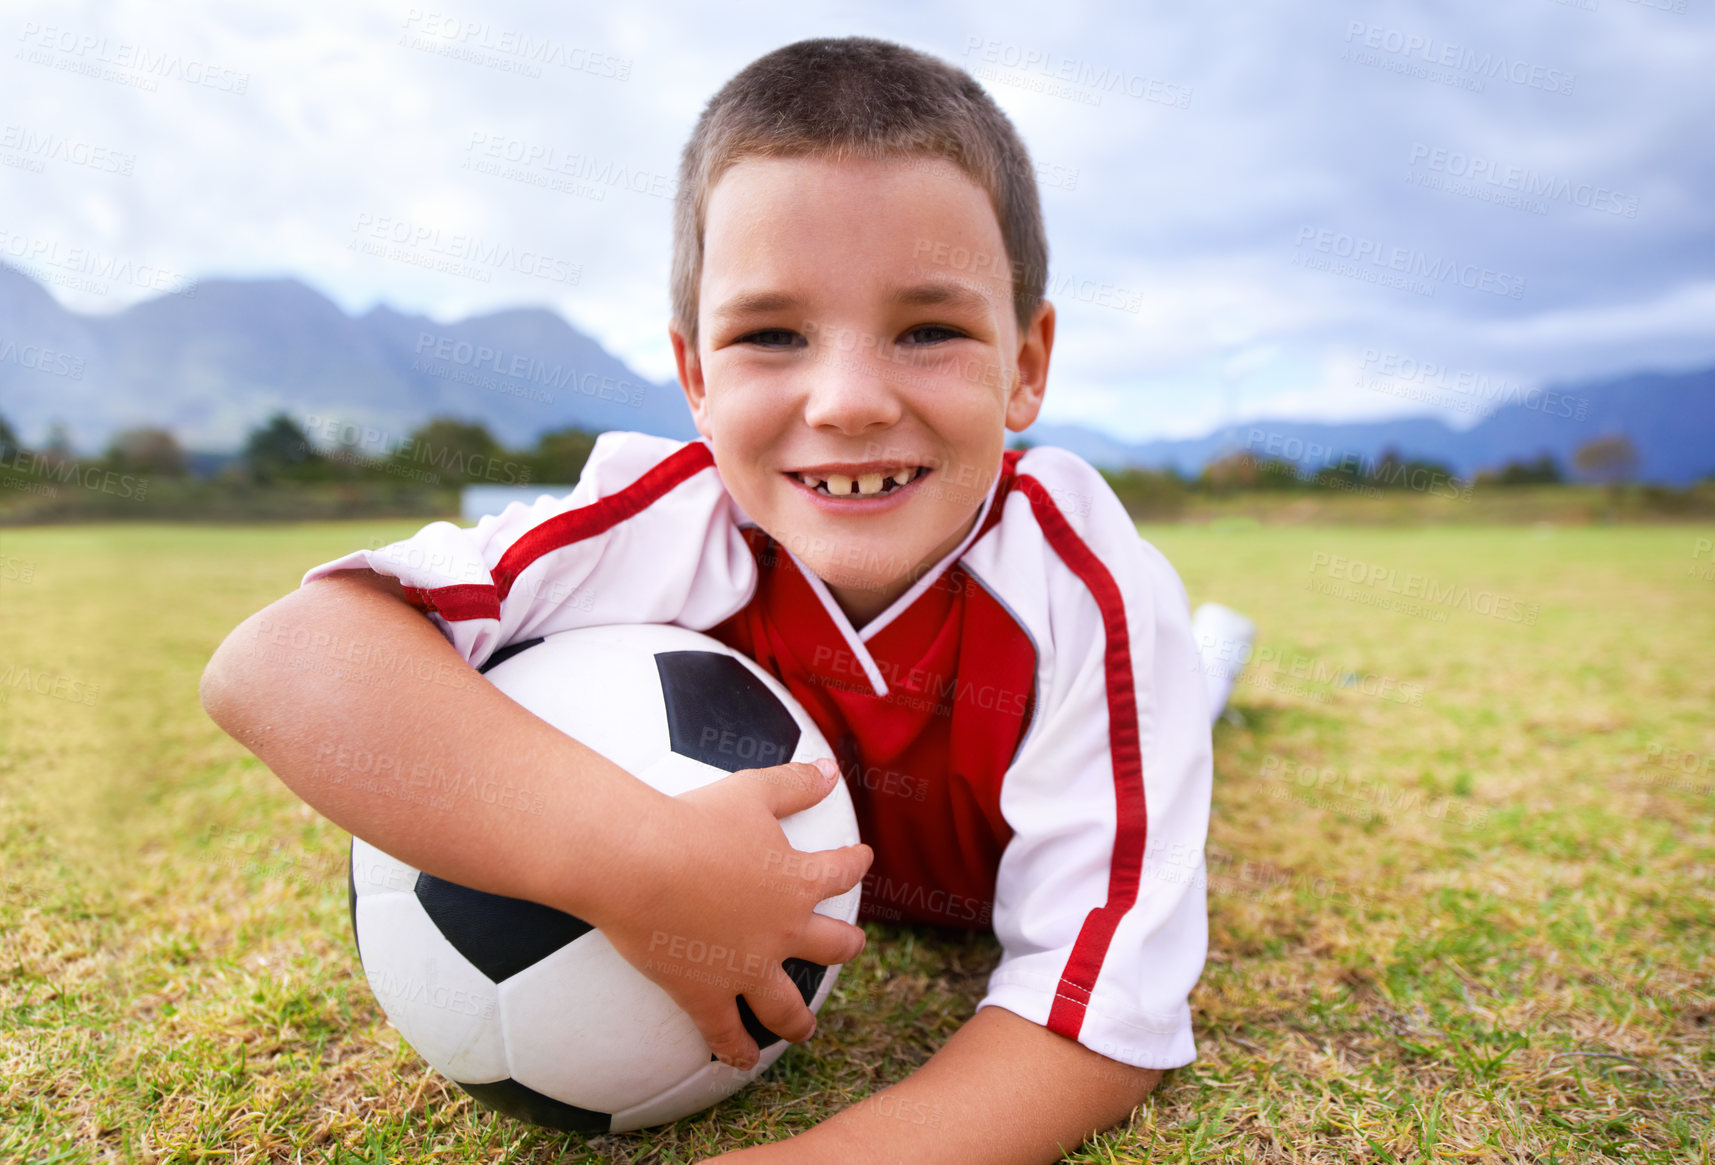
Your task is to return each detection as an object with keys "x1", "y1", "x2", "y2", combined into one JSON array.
[{"x1": 799, "y1": 340, "x2": 904, "y2": 435}]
